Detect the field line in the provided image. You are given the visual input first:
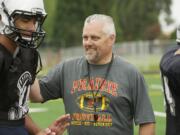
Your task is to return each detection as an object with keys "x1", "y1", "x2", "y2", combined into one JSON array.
[
  {"x1": 154, "y1": 111, "x2": 166, "y2": 117},
  {"x1": 150, "y1": 84, "x2": 163, "y2": 90},
  {"x1": 29, "y1": 108, "x2": 48, "y2": 113}
]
